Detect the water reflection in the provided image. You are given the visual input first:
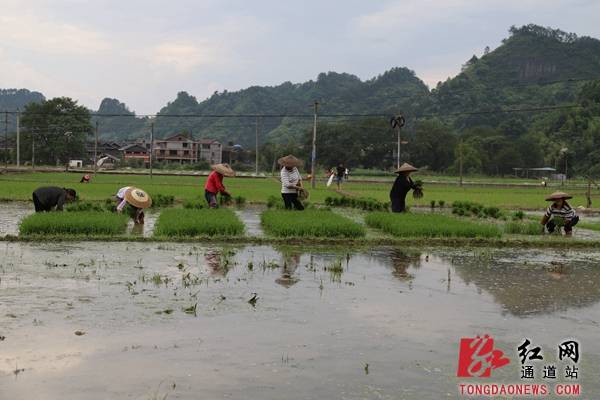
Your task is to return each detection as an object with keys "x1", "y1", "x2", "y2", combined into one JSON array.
[
  {"x1": 274, "y1": 246, "x2": 300, "y2": 288},
  {"x1": 371, "y1": 248, "x2": 421, "y2": 283},
  {"x1": 453, "y1": 254, "x2": 600, "y2": 317}
]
